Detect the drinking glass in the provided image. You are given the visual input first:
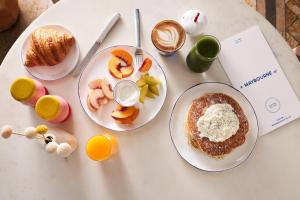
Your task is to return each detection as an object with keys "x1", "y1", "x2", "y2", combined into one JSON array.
[
  {"x1": 186, "y1": 35, "x2": 221, "y2": 73},
  {"x1": 86, "y1": 134, "x2": 118, "y2": 161}
]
